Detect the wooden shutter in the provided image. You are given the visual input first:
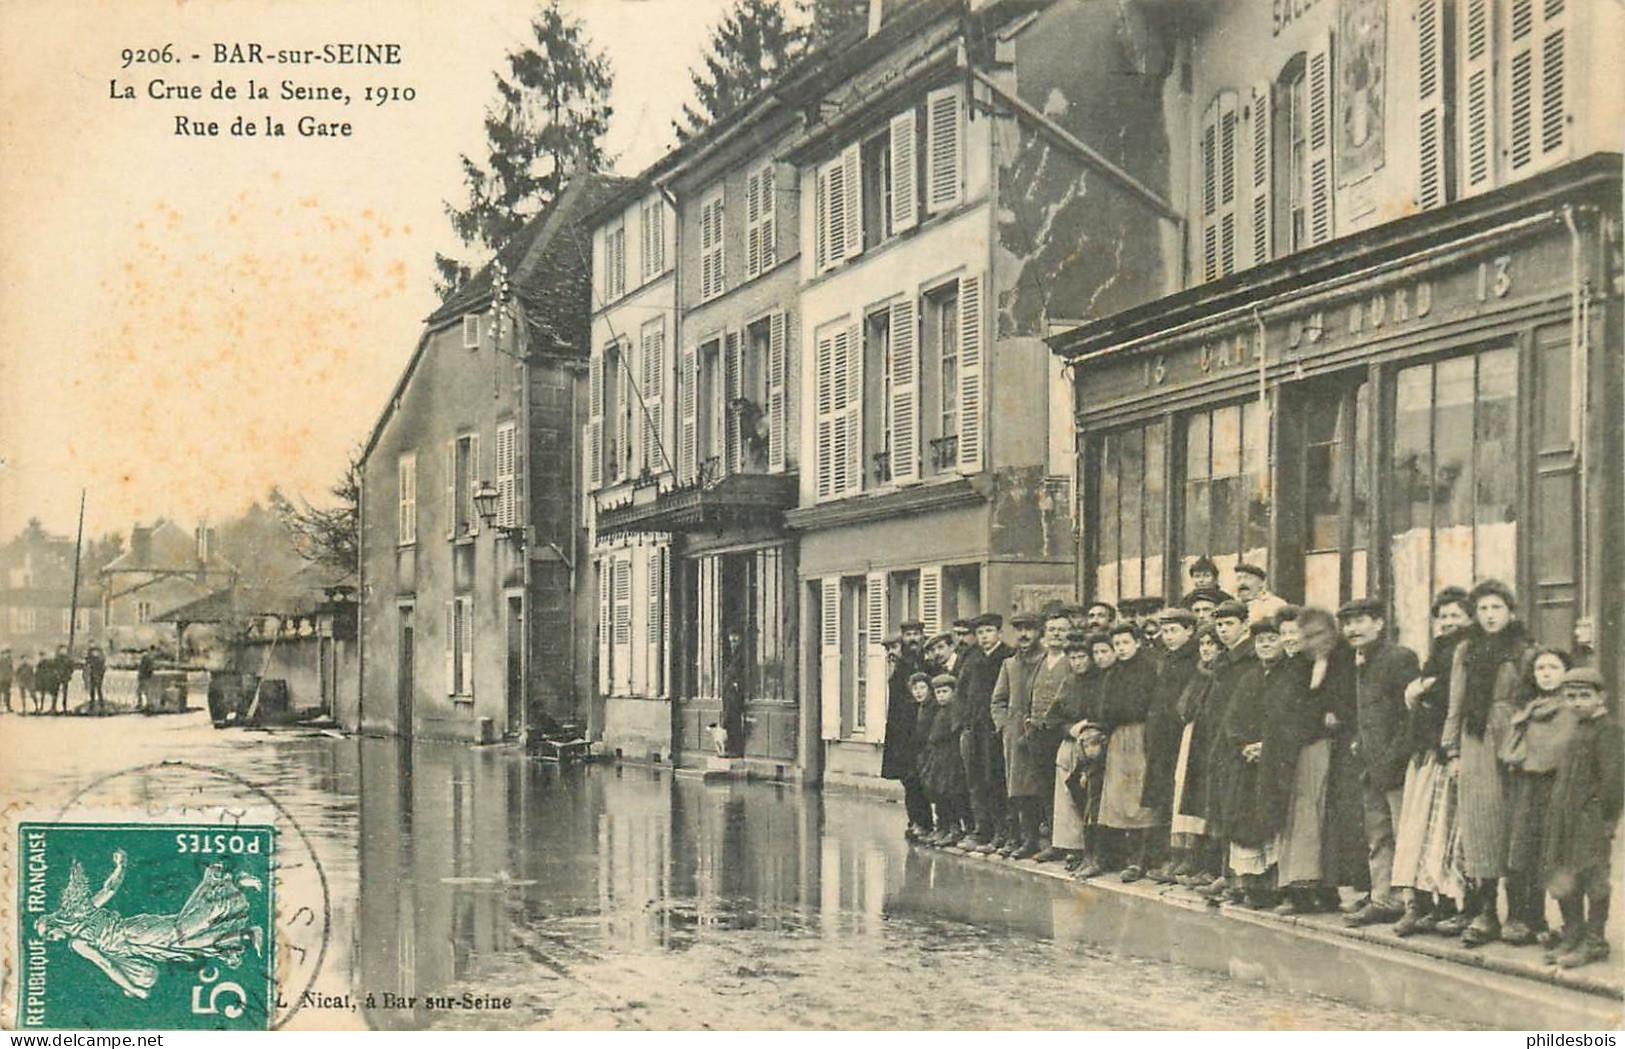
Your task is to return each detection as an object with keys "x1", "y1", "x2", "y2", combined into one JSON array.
[
  {"x1": 465, "y1": 433, "x2": 480, "y2": 536},
  {"x1": 1537, "y1": 1, "x2": 1569, "y2": 163},
  {"x1": 815, "y1": 166, "x2": 832, "y2": 271},
  {"x1": 1306, "y1": 36, "x2": 1334, "y2": 246},
  {"x1": 819, "y1": 578, "x2": 843, "y2": 739},
  {"x1": 1511, "y1": 0, "x2": 1569, "y2": 172},
  {"x1": 956, "y1": 273, "x2": 984, "y2": 472},
  {"x1": 597, "y1": 559, "x2": 610, "y2": 694},
  {"x1": 724, "y1": 330, "x2": 743, "y2": 474},
  {"x1": 1201, "y1": 104, "x2": 1219, "y2": 282},
  {"x1": 841, "y1": 143, "x2": 863, "y2": 260},
  {"x1": 1417, "y1": 0, "x2": 1449, "y2": 210},
  {"x1": 815, "y1": 331, "x2": 835, "y2": 499},
  {"x1": 746, "y1": 169, "x2": 763, "y2": 279},
  {"x1": 834, "y1": 324, "x2": 861, "y2": 496},
  {"x1": 1219, "y1": 96, "x2": 1239, "y2": 275},
  {"x1": 926, "y1": 85, "x2": 963, "y2": 213},
  {"x1": 459, "y1": 599, "x2": 473, "y2": 699},
  {"x1": 864, "y1": 571, "x2": 889, "y2": 740},
  {"x1": 888, "y1": 295, "x2": 919, "y2": 483},
  {"x1": 647, "y1": 545, "x2": 666, "y2": 697},
  {"x1": 767, "y1": 310, "x2": 788, "y2": 472},
  {"x1": 759, "y1": 164, "x2": 776, "y2": 271},
  {"x1": 496, "y1": 422, "x2": 517, "y2": 528},
  {"x1": 587, "y1": 353, "x2": 604, "y2": 488},
  {"x1": 698, "y1": 556, "x2": 719, "y2": 700},
  {"x1": 444, "y1": 601, "x2": 455, "y2": 695},
  {"x1": 679, "y1": 346, "x2": 699, "y2": 484},
  {"x1": 444, "y1": 439, "x2": 457, "y2": 539},
  {"x1": 1248, "y1": 85, "x2": 1271, "y2": 268},
  {"x1": 642, "y1": 320, "x2": 665, "y2": 474},
  {"x1": 919, "y1": 565, "x2": 942, "y2": 636},
  {"x1": 1461, "y1": 0, "x2": 1495, "y2": 195},
  {"x1": 890, "y1": 109, "x2": 919, "y2": 234},
  {"x1": 612, "y1": 553, "x2": 632, "y2": 695},
  {"x1": 614, "y1": 345, "x2": 630, "y2": 481}
]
